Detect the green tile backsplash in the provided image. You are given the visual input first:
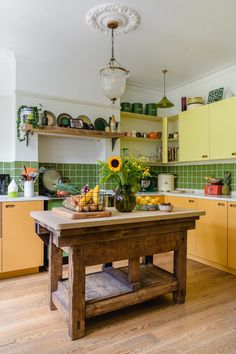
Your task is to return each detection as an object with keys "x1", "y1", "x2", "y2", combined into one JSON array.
[
  {"x1": 1, "y1": 161, "x2": 236, "y2": 193},
  {"x1": 151, "y1": 163, "x2": 236, "y2": 191}
]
